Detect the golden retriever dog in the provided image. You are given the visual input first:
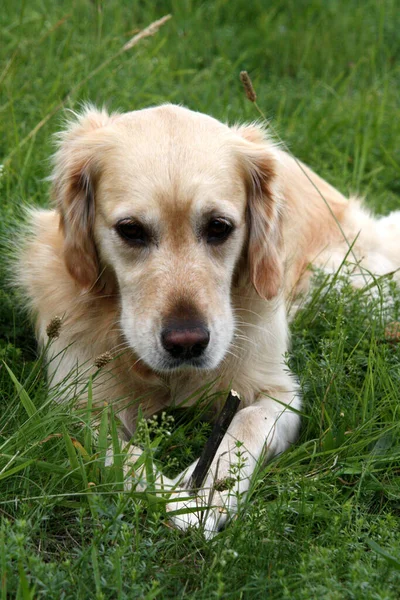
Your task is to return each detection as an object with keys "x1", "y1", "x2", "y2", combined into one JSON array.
[{"x1": 18, "y1": 104, "x2": 400, "y2": 537}]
